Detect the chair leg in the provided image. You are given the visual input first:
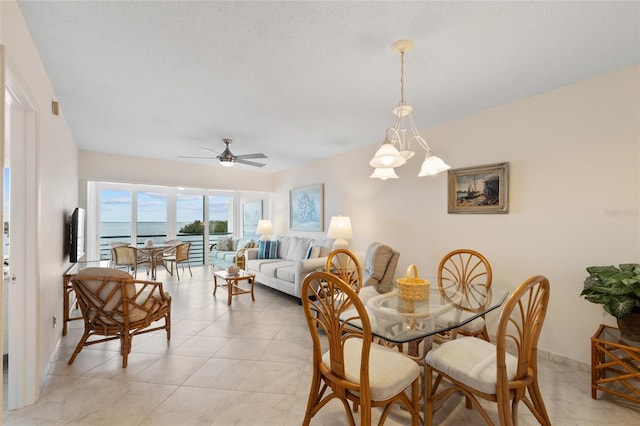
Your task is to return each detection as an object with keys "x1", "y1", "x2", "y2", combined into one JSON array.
[
  {"x1": 176, "y1": 262, "x2": 181, "y2": 280},
  {"x1": 527, "y1": 380, "x2": 552, "y2": 425},
  {"x1": 165, "y1": 312, "x2": 171, "y2": 340},
  {"x1": 426, "y1": 366, "x2": 435, "y2": 426},
  {"x1": 303, "y1": 372, "x2": 323, "y2": 426},
  {"x1": 187, "y1": 260, "x2": 192, "y2": 277},
  {"x1": 359, "y1": 400, "x2": 371, "y2": 426},
  {"x1": 68, "y1": 329, "x2": 91, "y2": 365},
  {"x1": 121, "y1": 333, "x2": 132, "y2": 368}
]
